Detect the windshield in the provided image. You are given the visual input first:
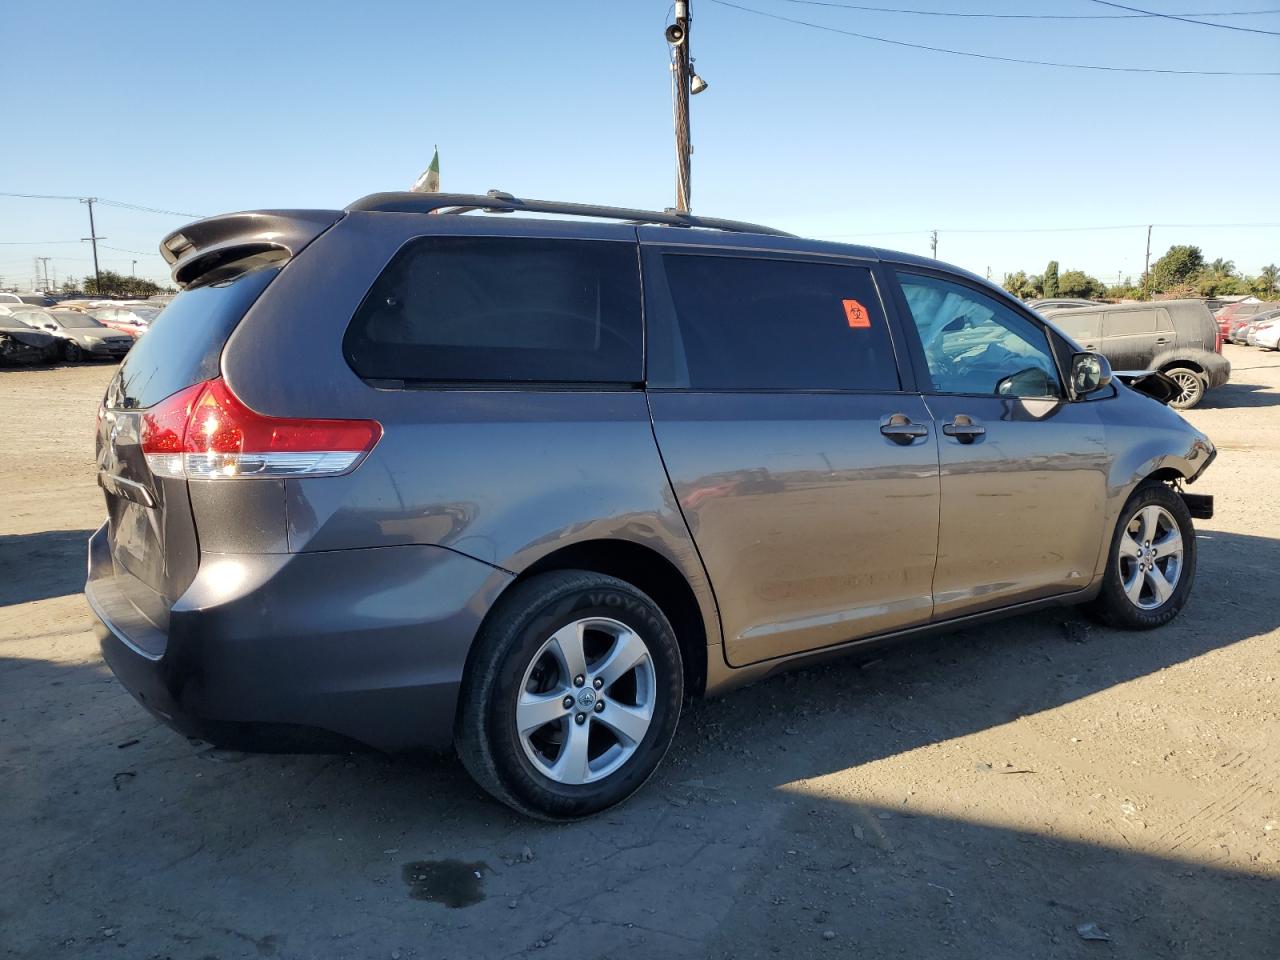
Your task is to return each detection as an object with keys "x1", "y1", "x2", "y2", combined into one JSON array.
[
  {"x1": 52, "y1": 311, "x2": 105, "y2": 329},
  {"x1": 11, "y1": 310, "x2": 53, "y2": 326}
]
